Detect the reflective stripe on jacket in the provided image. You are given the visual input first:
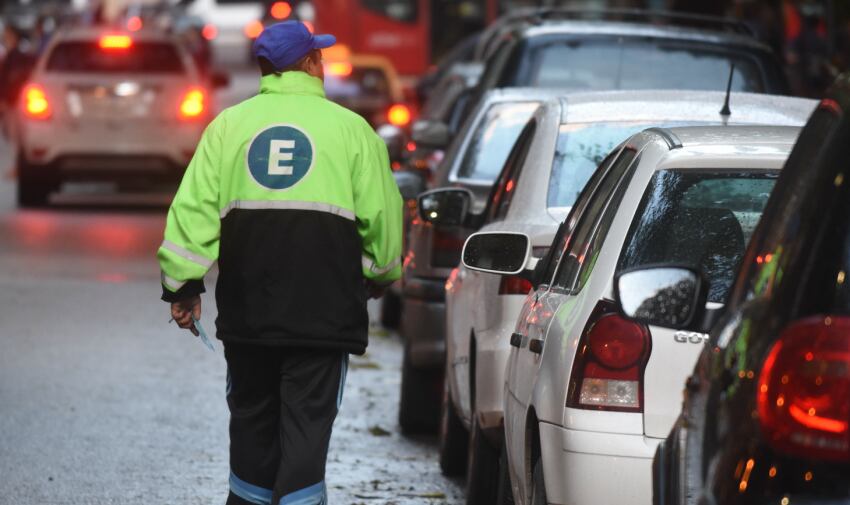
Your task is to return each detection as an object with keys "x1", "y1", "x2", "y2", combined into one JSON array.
[{"x1": 157, "y1": 71, "x2": 403, "y2": 354}]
